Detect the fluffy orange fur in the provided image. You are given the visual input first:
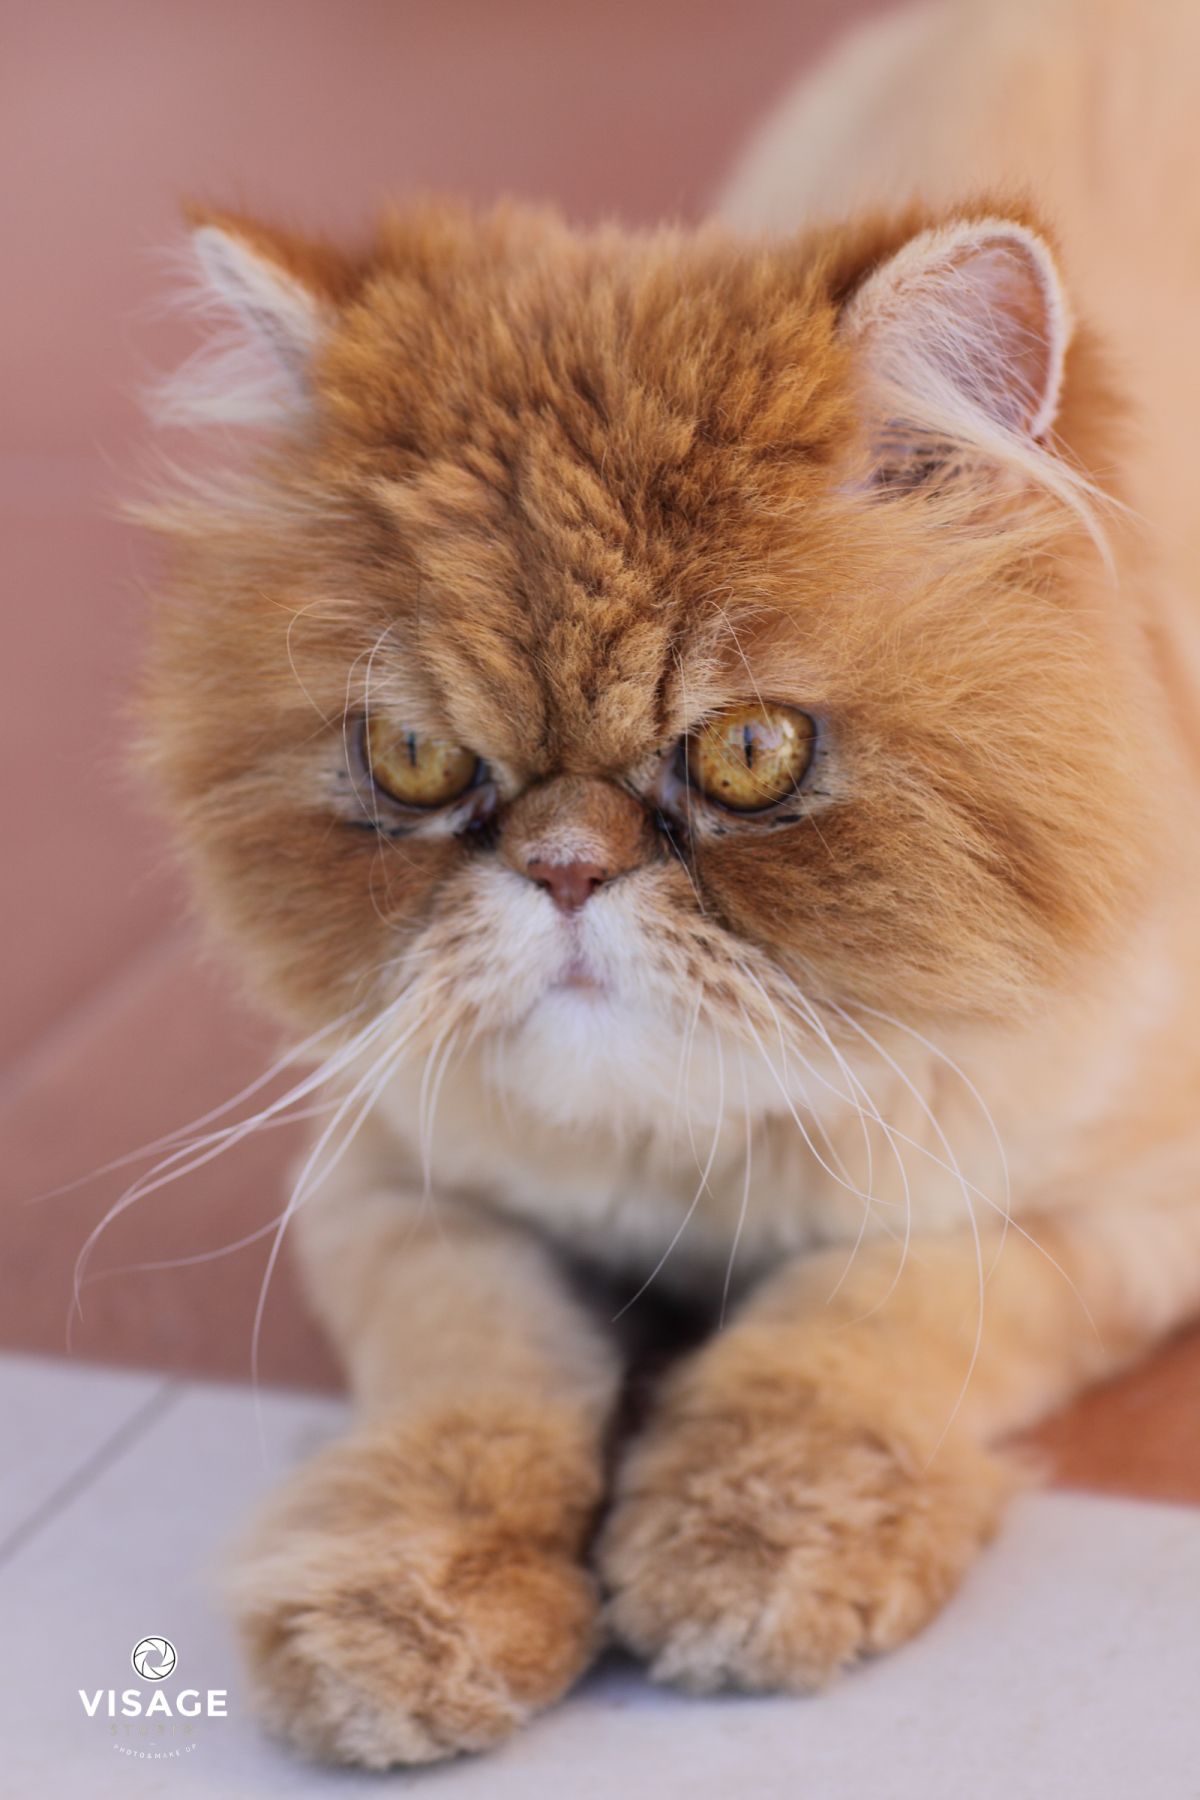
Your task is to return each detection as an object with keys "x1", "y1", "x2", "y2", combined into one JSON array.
[{"x1": 138, "y1": 0, "x2": 1200, "y2": 1768}]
